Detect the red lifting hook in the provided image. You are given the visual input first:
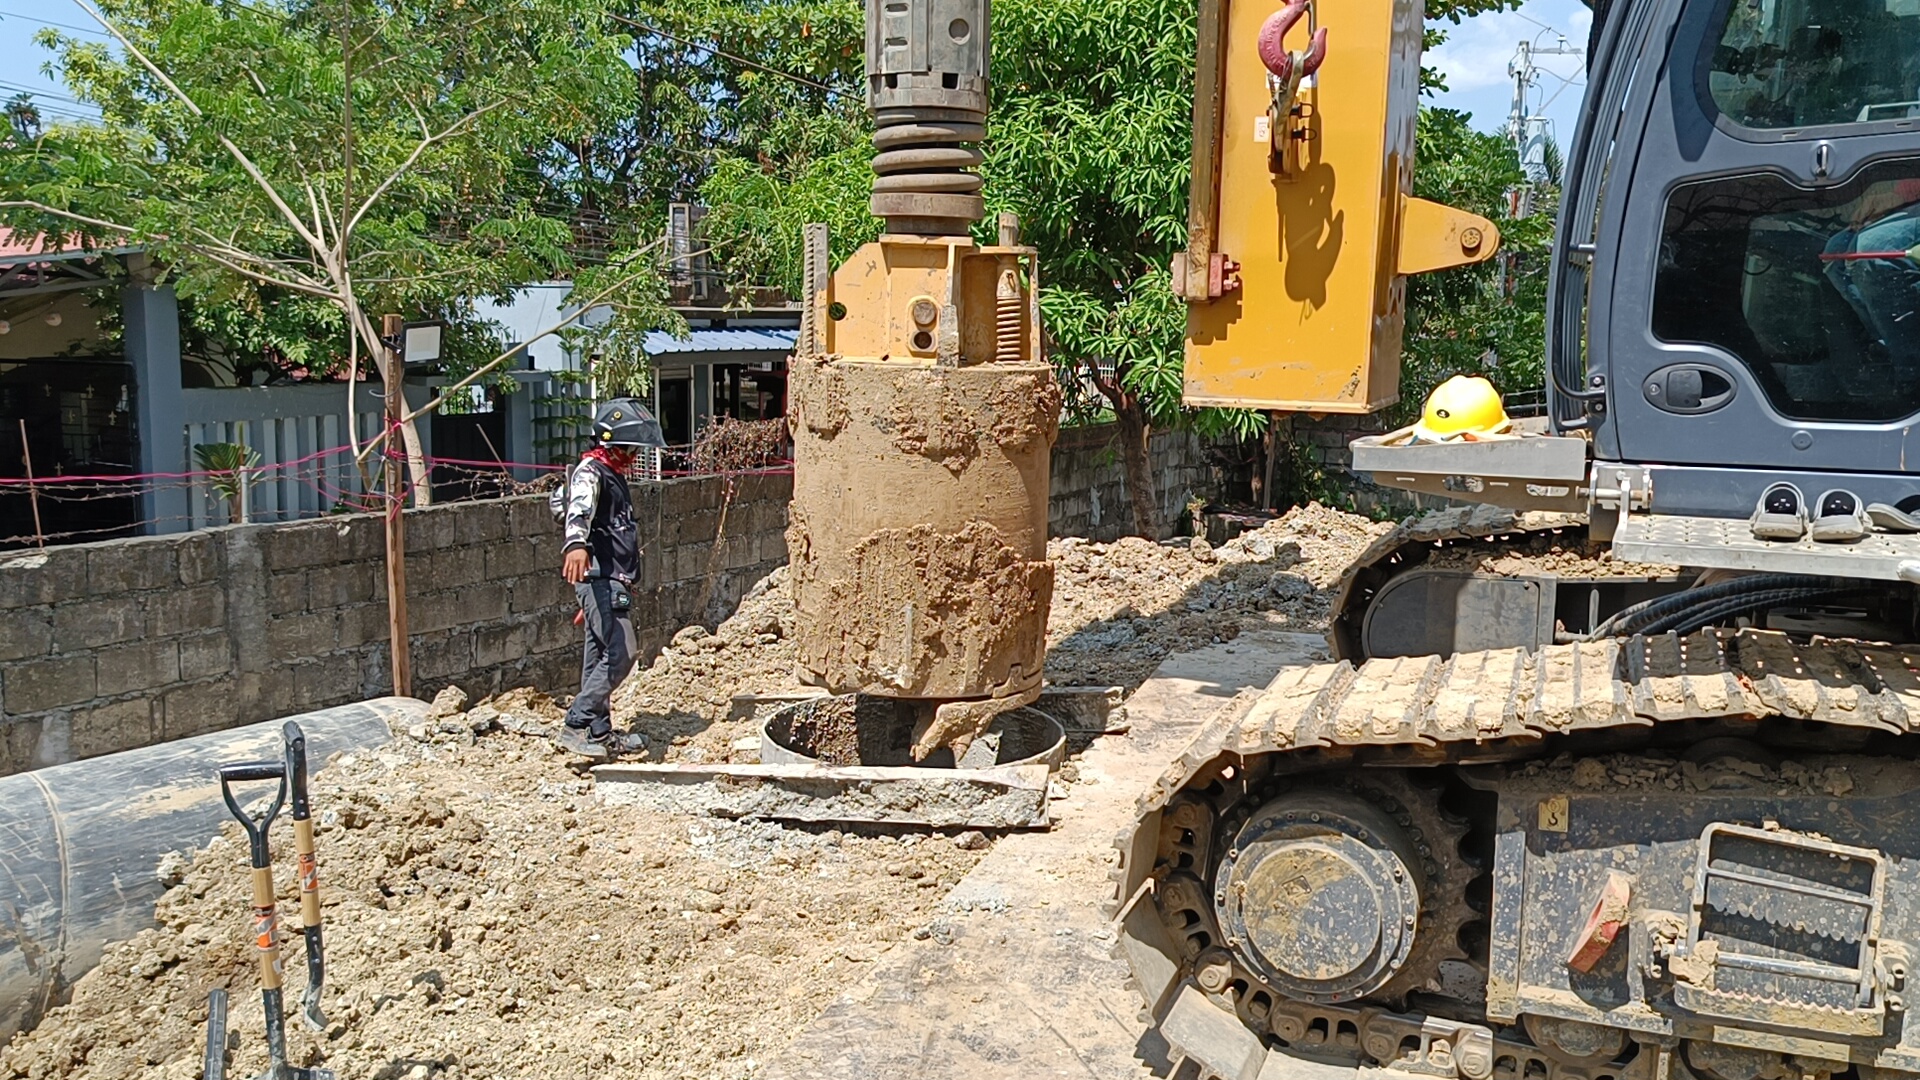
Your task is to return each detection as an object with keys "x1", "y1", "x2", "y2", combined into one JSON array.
[{"x1": 1257, "y1": 0, "x2": 1329, "y2": 87}]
